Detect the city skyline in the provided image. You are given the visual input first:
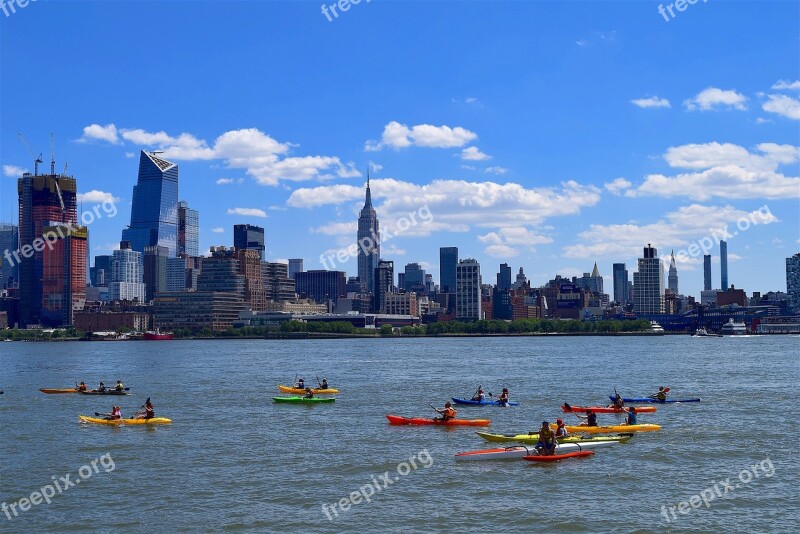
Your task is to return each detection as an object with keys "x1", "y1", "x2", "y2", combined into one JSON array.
[{"x1": 1, "y1": 1, "x2": 798, "y2": 298}]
